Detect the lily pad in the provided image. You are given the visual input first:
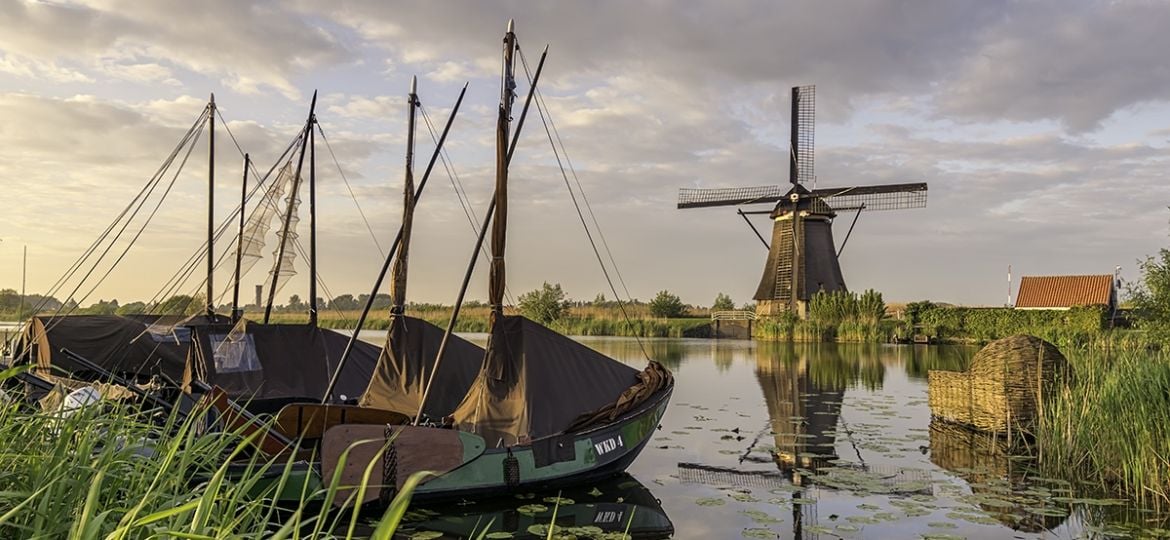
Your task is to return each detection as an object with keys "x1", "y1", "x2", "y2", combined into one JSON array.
[
  {"x1": 742, "y1": 528, "x2": 776, "y2": 539},
  {"x1": 695, "y1": 497, "x2": 725, "y2": 507}
]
